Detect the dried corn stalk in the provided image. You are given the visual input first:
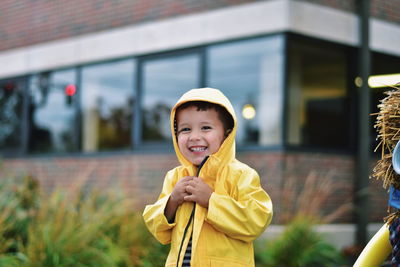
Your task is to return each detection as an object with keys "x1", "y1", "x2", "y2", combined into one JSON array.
[{"x1": 371, "y1": 85, "x2": 400, "y2": 223}]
